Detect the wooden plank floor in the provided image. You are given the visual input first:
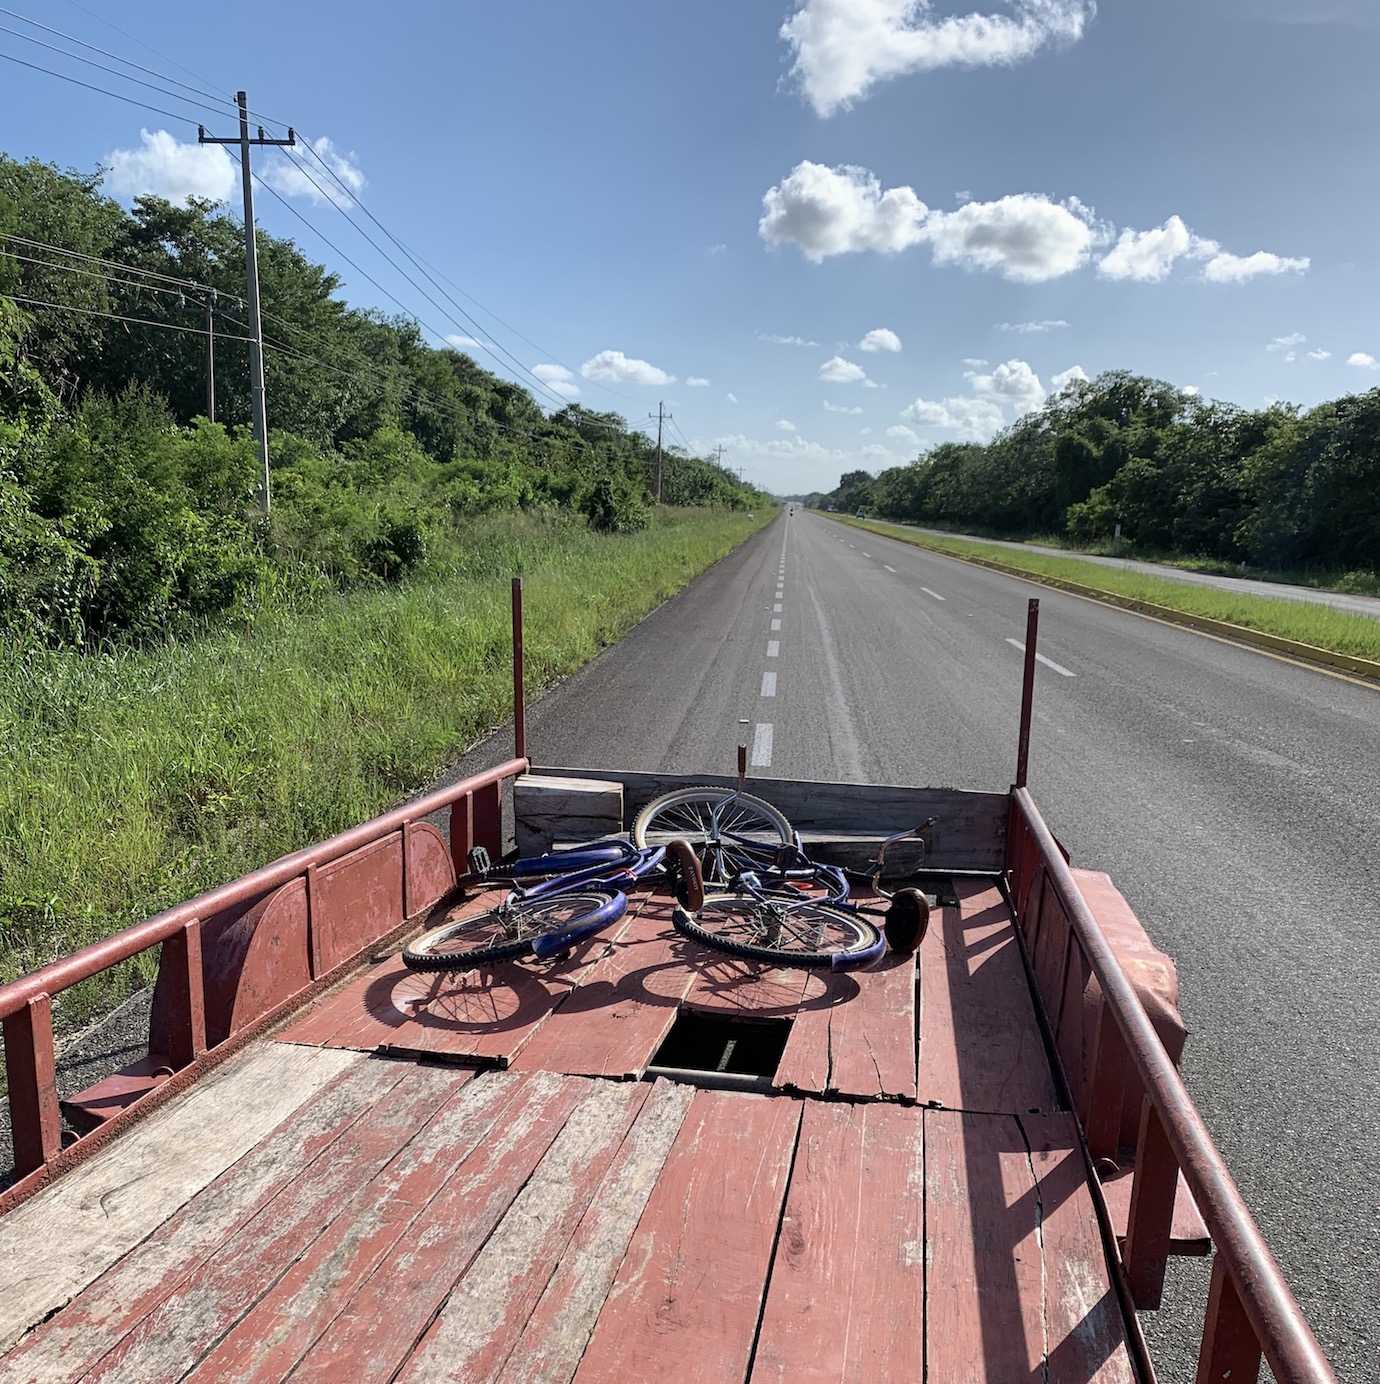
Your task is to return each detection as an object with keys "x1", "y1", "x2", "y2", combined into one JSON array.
[{"x1": 0, "y1": 1062, "x2": 1132, "y2": 1382}]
